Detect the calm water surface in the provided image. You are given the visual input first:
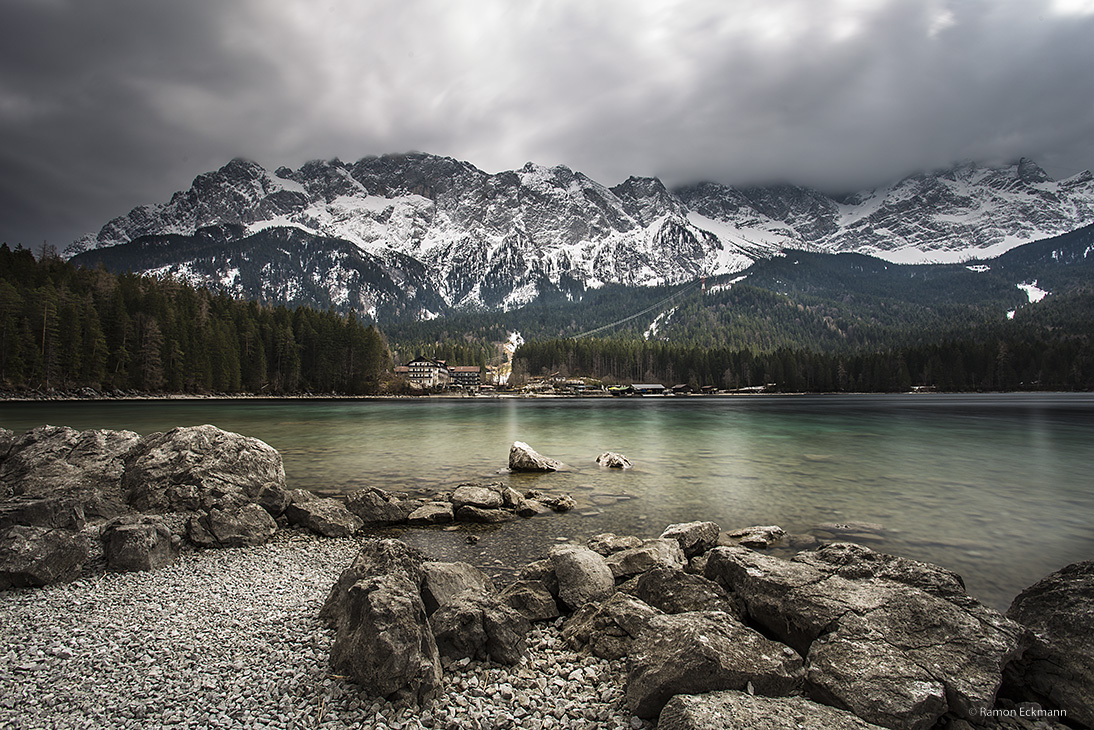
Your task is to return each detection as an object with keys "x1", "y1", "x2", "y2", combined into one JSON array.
[{"x1": 2, "y1": 393, "x2": 1092, "y2": 610}]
